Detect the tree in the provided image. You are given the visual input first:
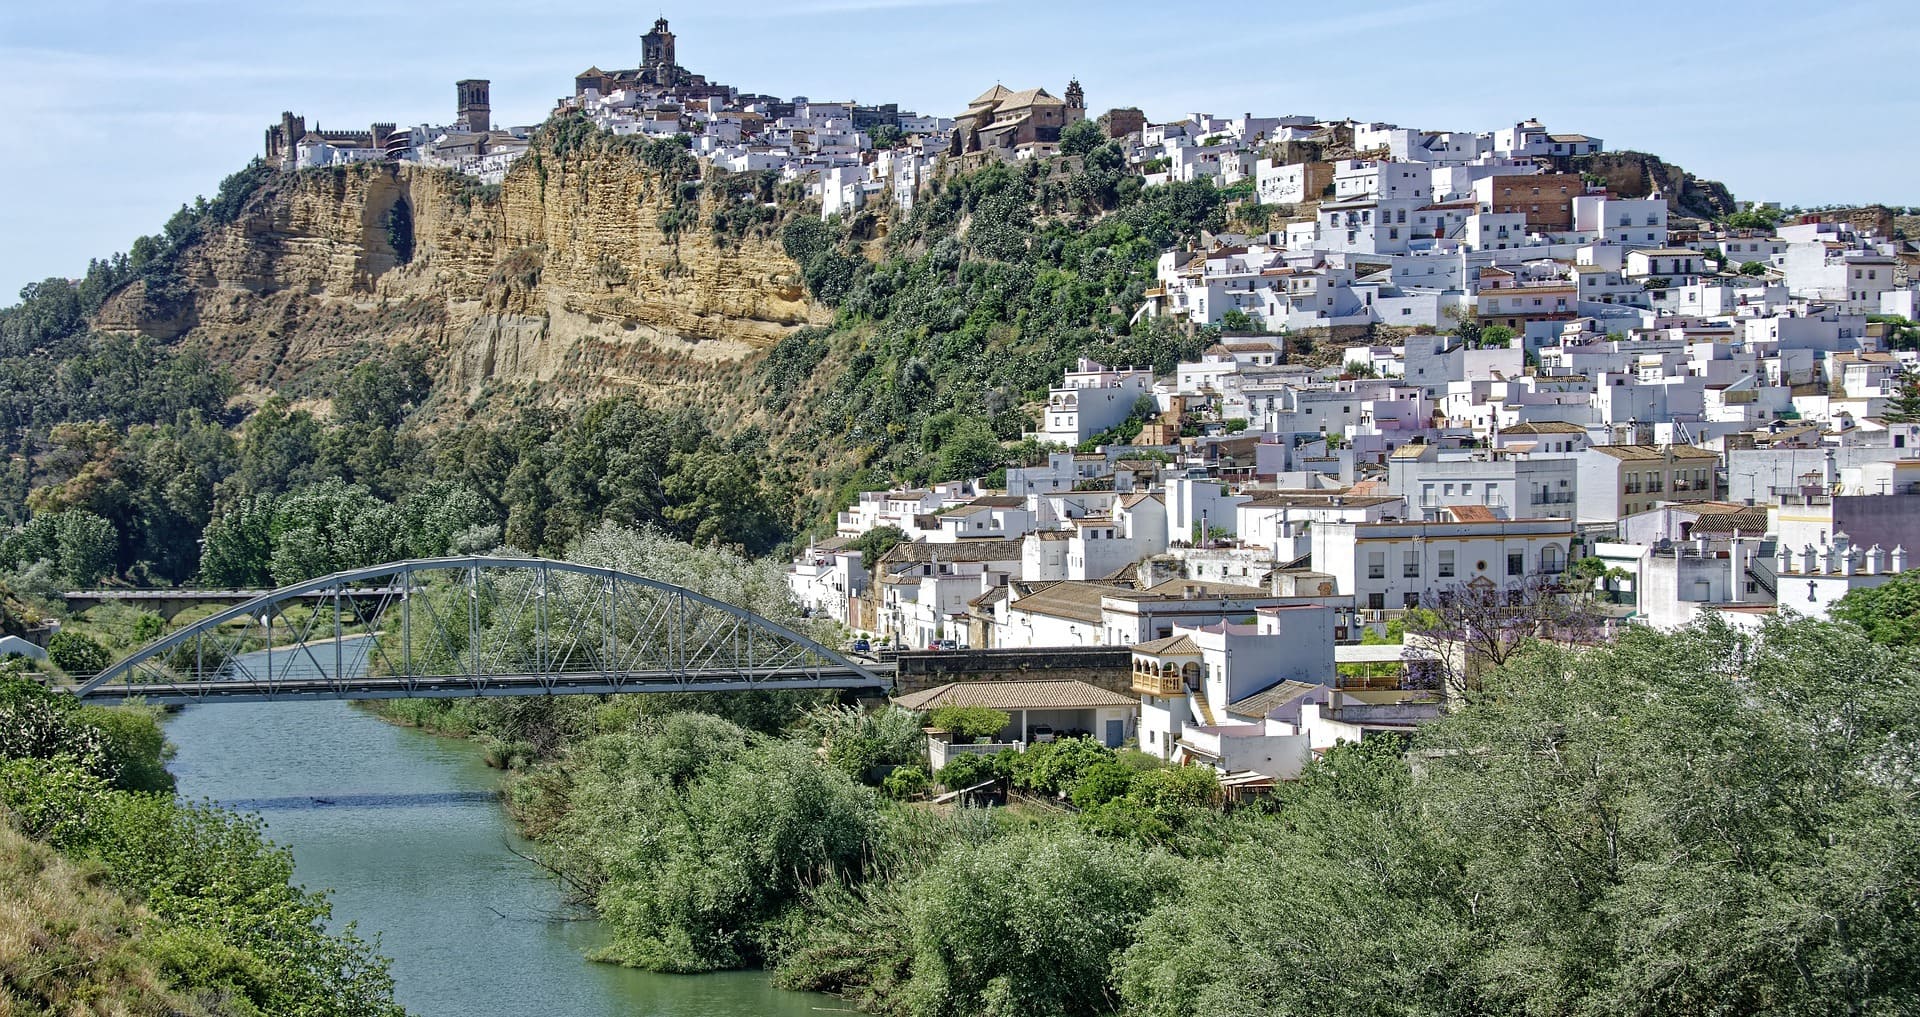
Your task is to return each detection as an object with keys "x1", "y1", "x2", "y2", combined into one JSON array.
[
  {"x1": 849, "y1": 525, "x2": 908, "y2": 572},
  {"x1": 928, "y1": 705, "x2": 1009, "y2": 742},
  {"x1": 1478, "y1": 324, "x2": 1516, "y2": 348},
  {"x1": 1883, "y1": 369, "x2": 1920, "y2": 423},
  {"x1": 198, "y1": 494, "x2": 275, "y2": 586},
  {"x1": 47, "y1": 631, "x2": 110, "y2": 677},
  {"x1": 1830, "y1": 569, "x2": 1920, "y2": 645},
  {"x1": 903, "y1": 829, "x2": 1170, "y2": 1017},
  {"x1": 536, "y1": 714, "x2": 878, "y2": 973},
  {"x1": 3, "y1": 510, "x2": 118, "y2": 586},
  {"x1": 1739, "y1": 260, "x2": 1768, "y2": 276},
  {"x1": 1405, "y1": 574, "x2": 1601, "y2": 697},
  {"x1": 1217, "y1": 308, "x2": 1256, "y2": 333},
  {"x1": 1058, "y1": 119, "x2": 1104, "y2": 158},
  {"x1": 936, "y1": 750, "x2": 1008, "y2": 790}
]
